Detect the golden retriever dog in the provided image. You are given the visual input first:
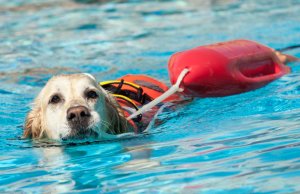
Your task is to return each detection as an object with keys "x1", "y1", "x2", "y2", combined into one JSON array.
[{"x1": 23, "y1": 73, "x2": 132, "y2": 140}]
